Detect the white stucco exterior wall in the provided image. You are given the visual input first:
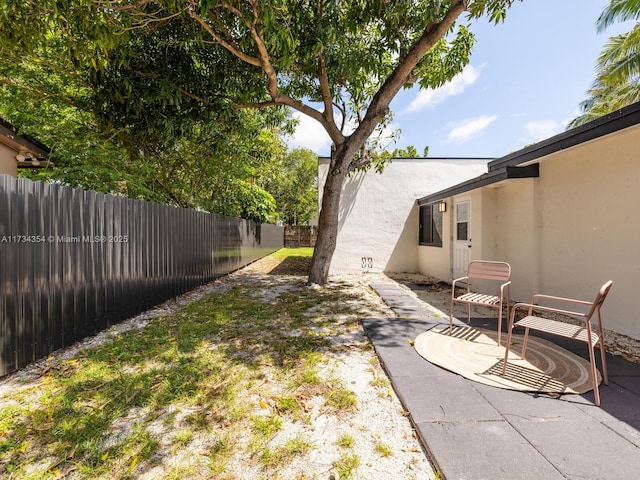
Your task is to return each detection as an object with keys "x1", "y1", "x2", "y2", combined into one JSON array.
[
  {"x1": 318, "y1": 158, "x2": 490, "y2": 275},
  {"x1": 0, "y1": 143, "x2": 18, "y2": 177},
  {"x1": 418, "y1": 124, "x2": 640, "y2": 340}
]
